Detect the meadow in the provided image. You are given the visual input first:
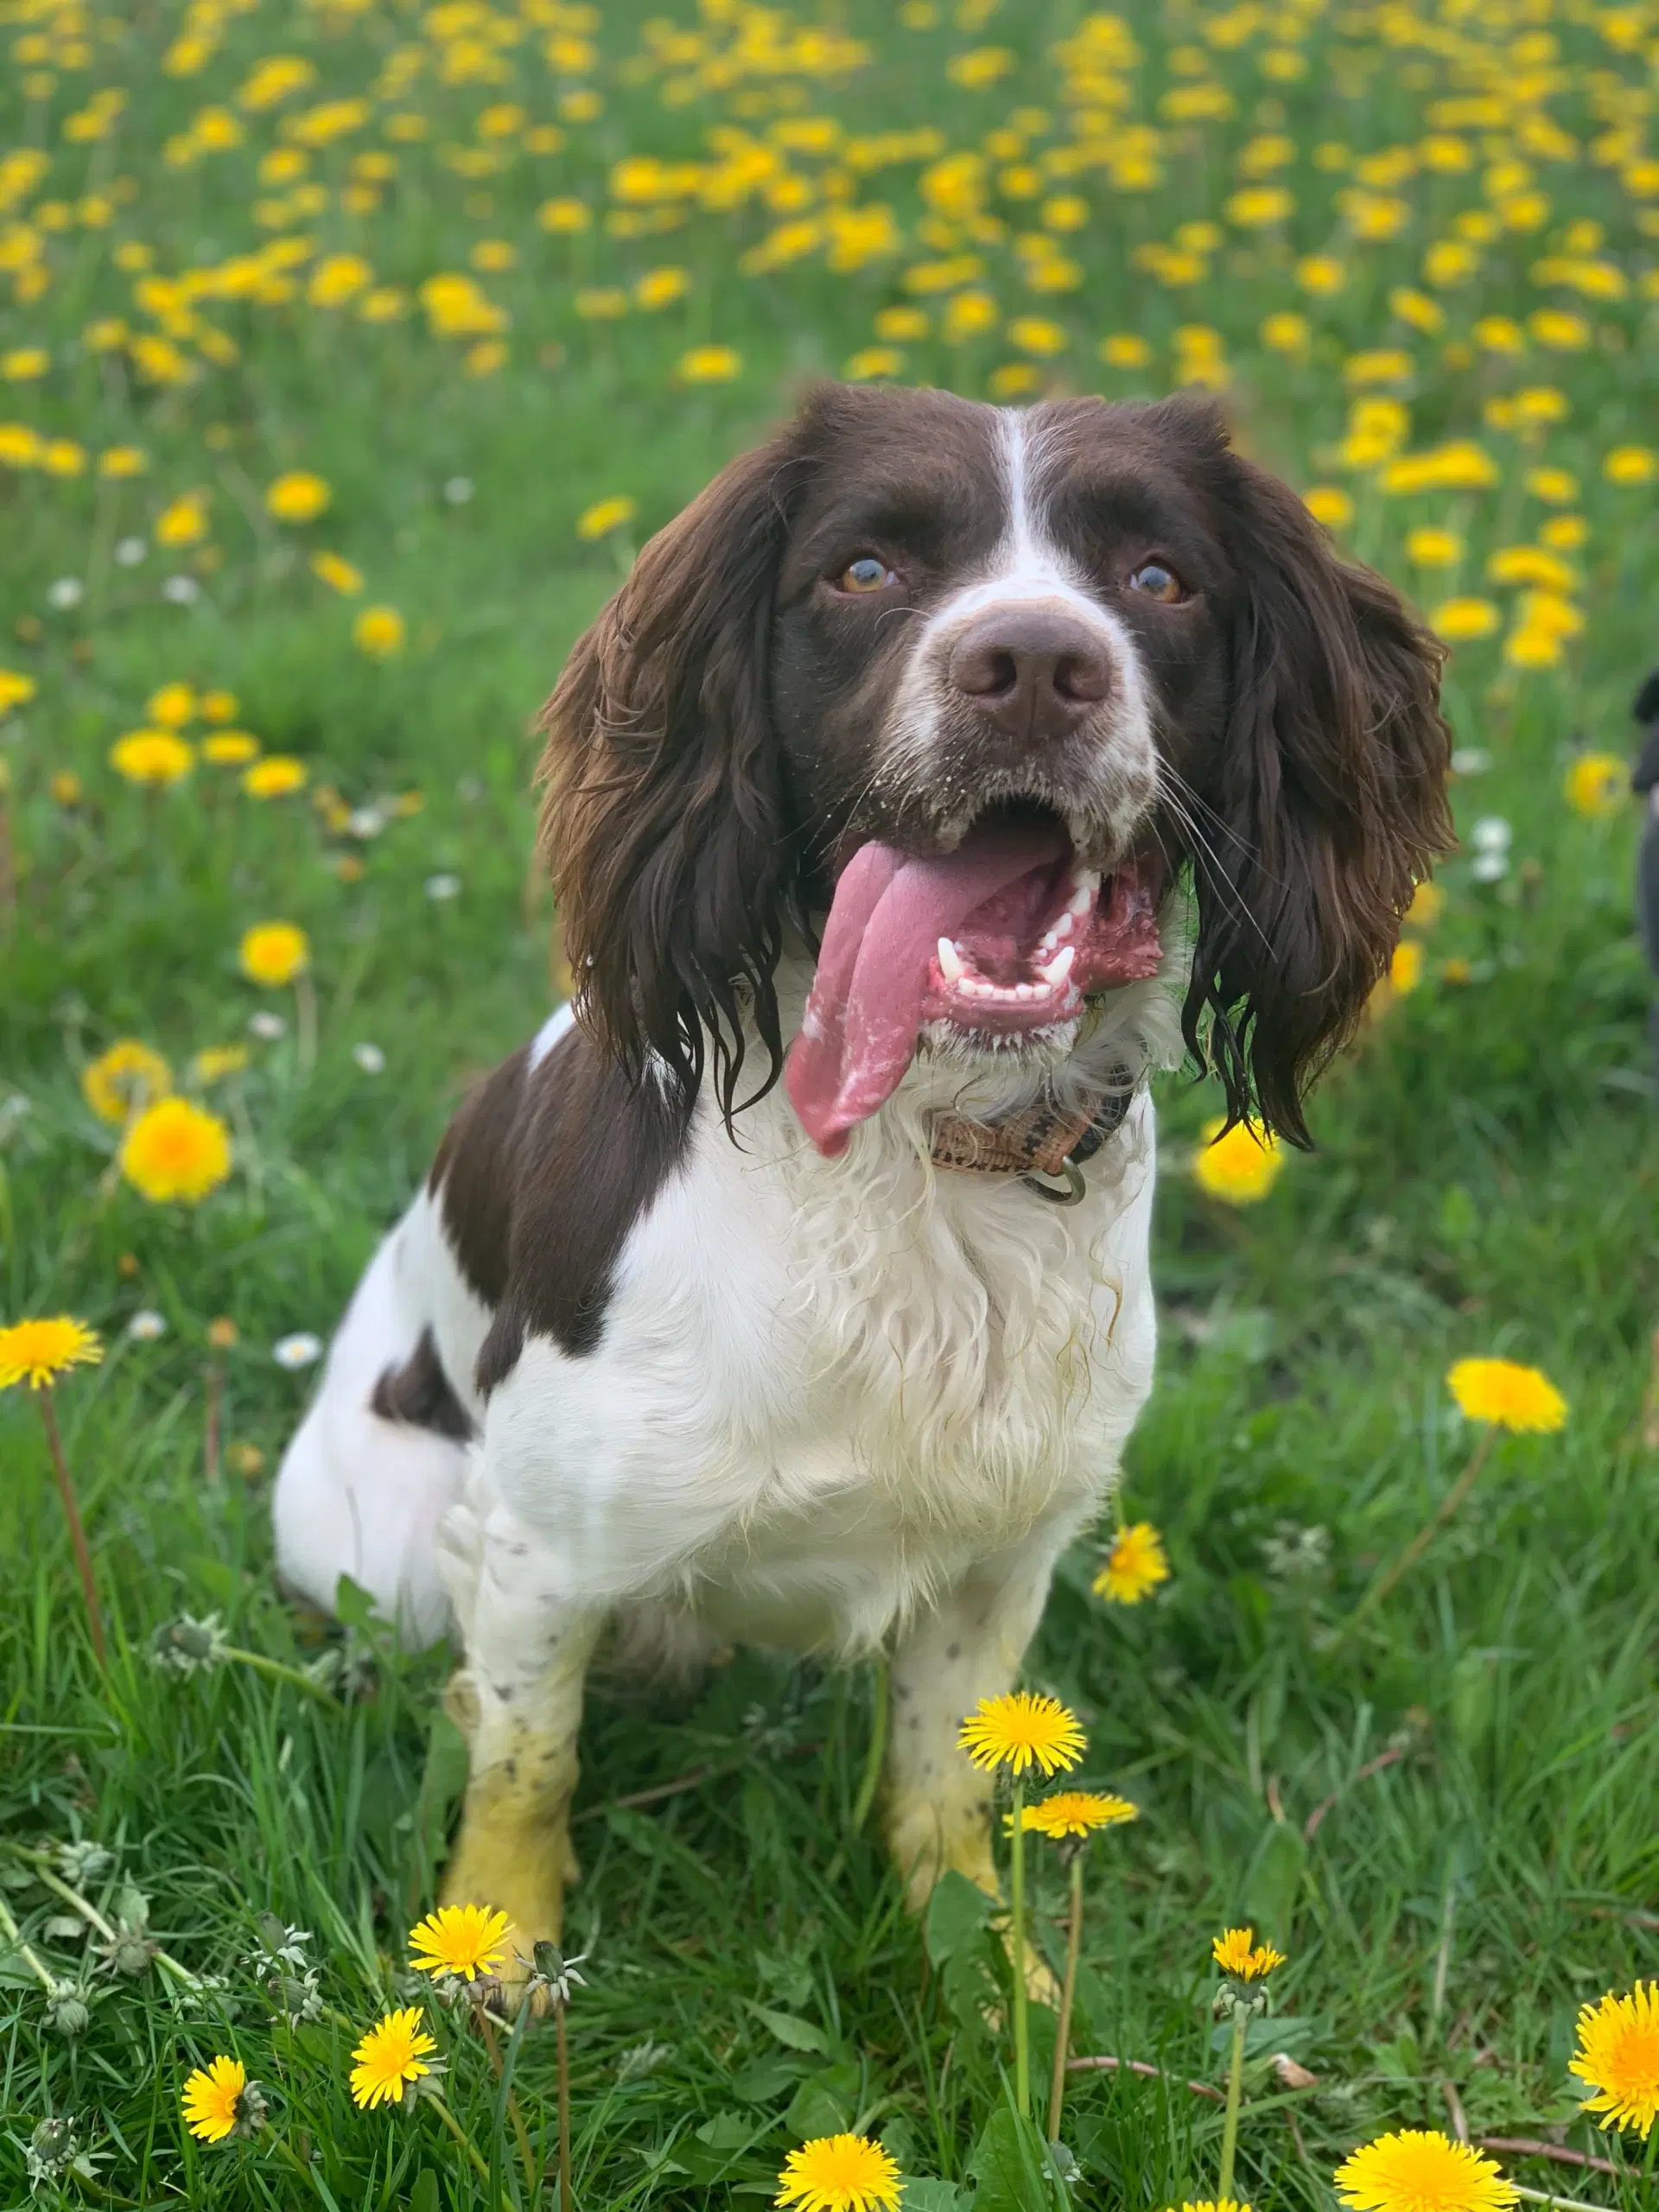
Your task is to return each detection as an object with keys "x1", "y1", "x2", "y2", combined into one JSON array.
[{"x1": 3, "y1": 0, "x2": 1658, "y2": 2203}]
